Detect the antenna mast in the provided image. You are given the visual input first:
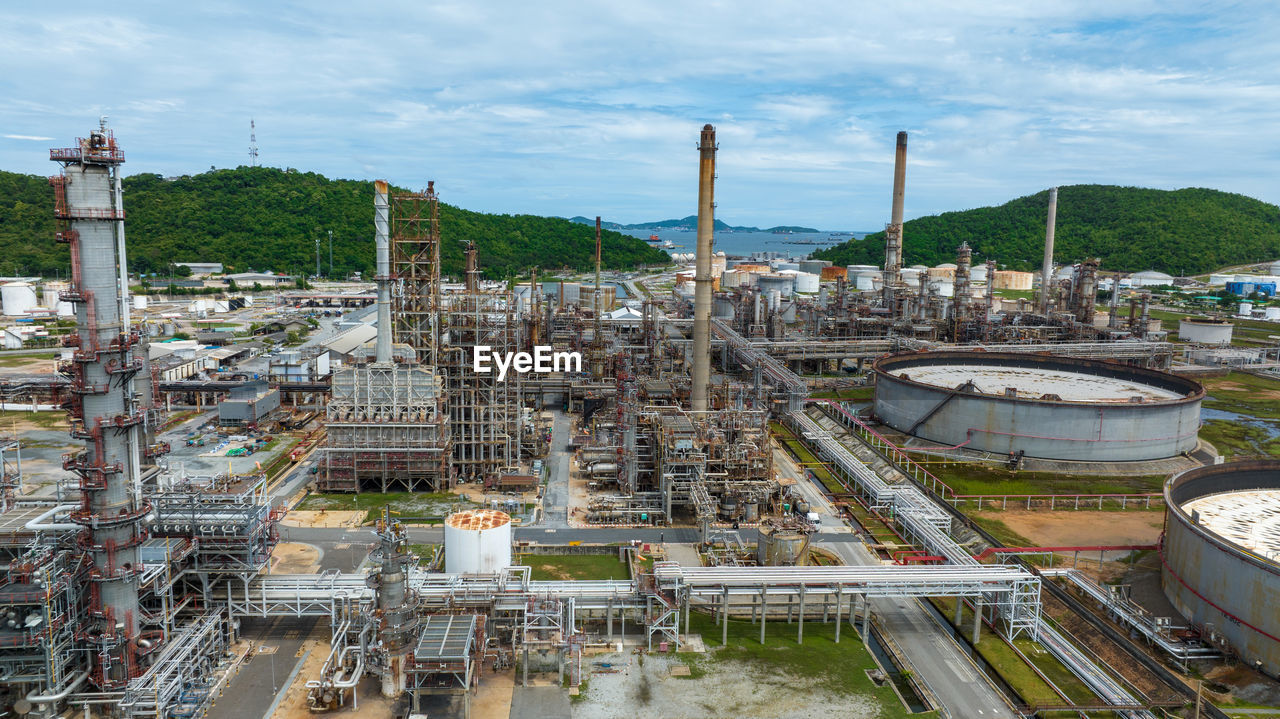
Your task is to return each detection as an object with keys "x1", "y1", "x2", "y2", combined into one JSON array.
[{"x1": 249, "y1": 118, "x2": 259, "y2": 167}]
